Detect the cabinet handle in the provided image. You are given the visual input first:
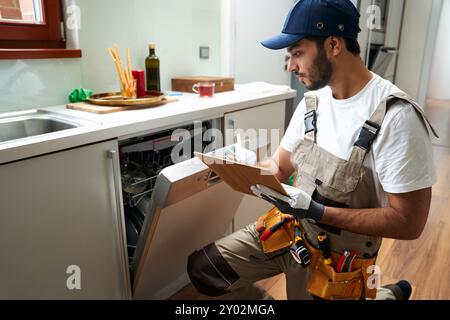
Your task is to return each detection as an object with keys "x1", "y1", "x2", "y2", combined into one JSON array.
[{"x1": 107, "y1": 149, "x2": 132, "y2": 299}]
